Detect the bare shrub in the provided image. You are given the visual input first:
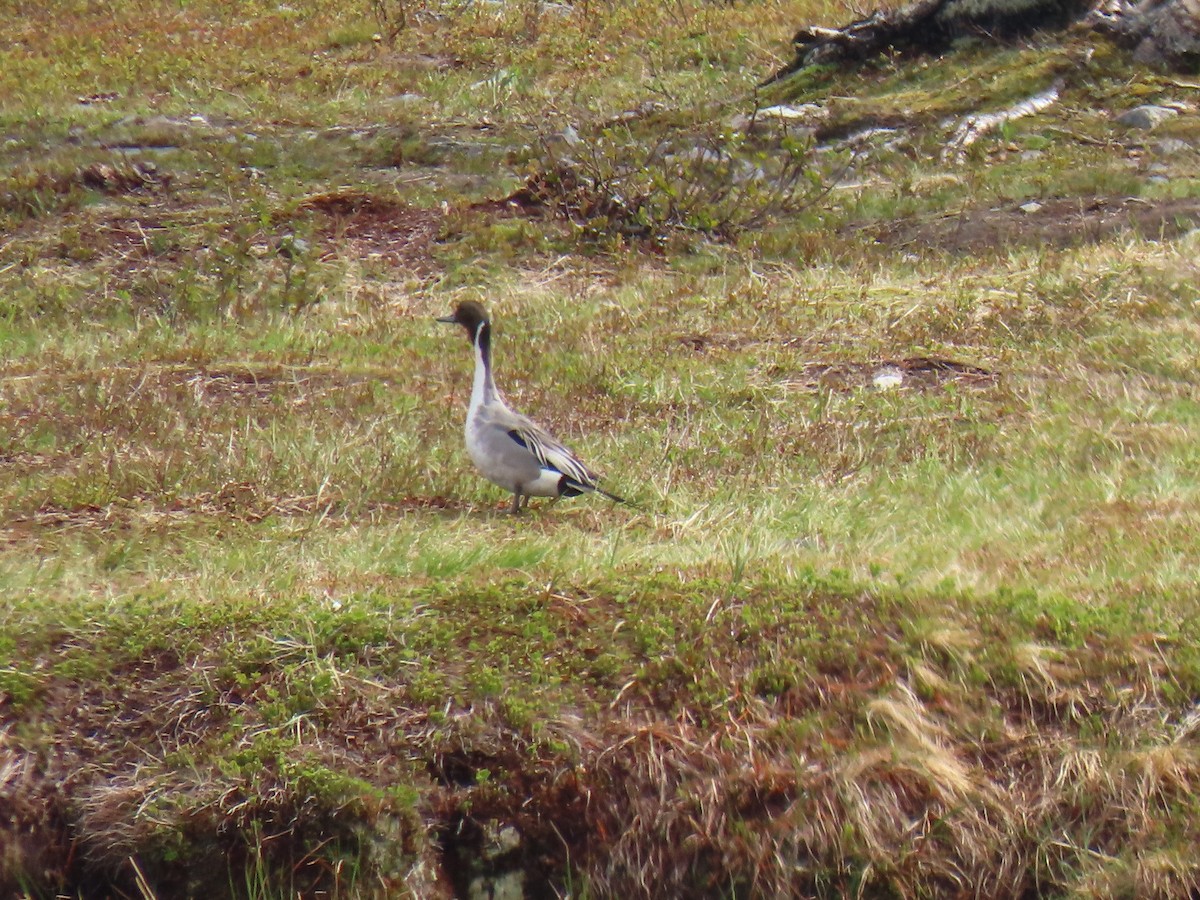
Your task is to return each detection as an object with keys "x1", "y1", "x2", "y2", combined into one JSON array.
[{"x1": 523, "y1": 123, "x2": 833, "y2": 243}]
